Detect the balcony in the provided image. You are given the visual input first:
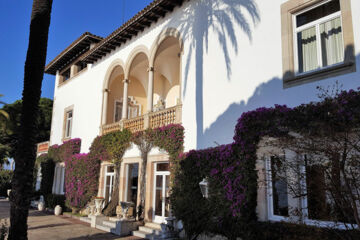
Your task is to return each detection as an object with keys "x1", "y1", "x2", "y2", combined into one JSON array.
[{"x1": 101, "y1": 104, "x2": 182, "y2": 135}]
